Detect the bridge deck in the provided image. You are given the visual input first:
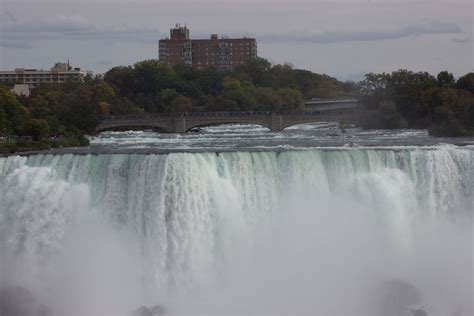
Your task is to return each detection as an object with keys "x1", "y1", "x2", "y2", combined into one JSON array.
[{"x1": 95, "y1": 110, "x2": 368, "y2": 133}]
